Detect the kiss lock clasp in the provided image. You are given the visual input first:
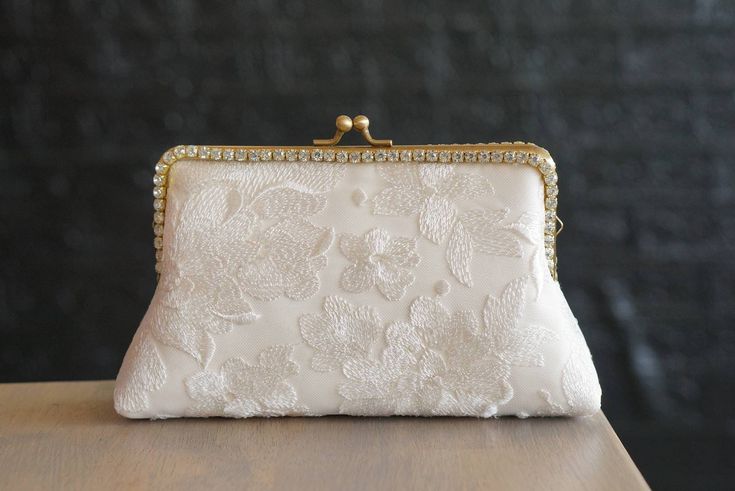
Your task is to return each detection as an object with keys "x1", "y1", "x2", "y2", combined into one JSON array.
[{"x1": 313, "y1": 115, "x2": 392, "y2": 147}]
